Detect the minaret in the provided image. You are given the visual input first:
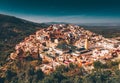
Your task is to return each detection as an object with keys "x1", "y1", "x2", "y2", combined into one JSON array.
[{"x1": 85, "y1": 38, "x2": 89, "y2": 50}]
